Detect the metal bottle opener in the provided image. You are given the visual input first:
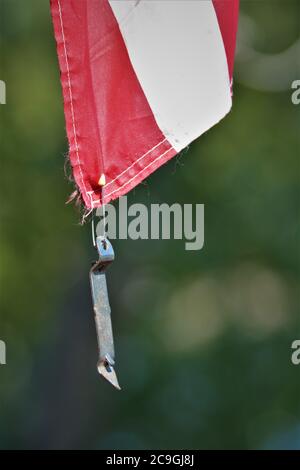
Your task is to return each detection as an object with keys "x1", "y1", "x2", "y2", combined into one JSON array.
[{"x1": 89, "y1": 236, "x2": 120, "y2": 390}]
